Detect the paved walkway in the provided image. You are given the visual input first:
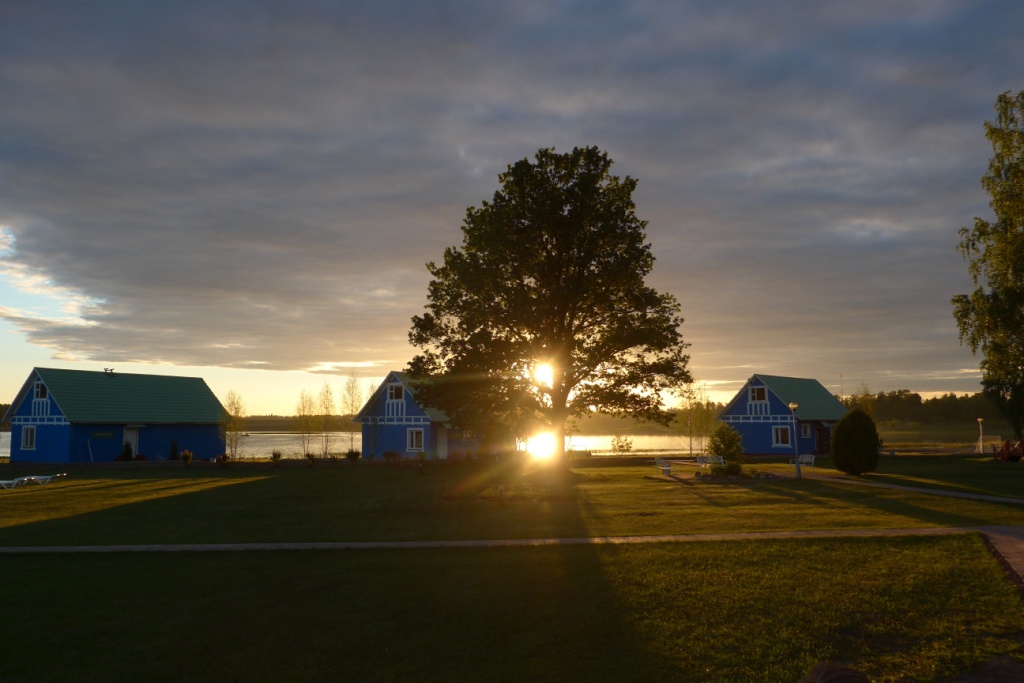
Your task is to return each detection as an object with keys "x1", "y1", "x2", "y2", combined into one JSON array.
[{"x1": 3, "y1": 470, "x2": 1024, "y2": 589}]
